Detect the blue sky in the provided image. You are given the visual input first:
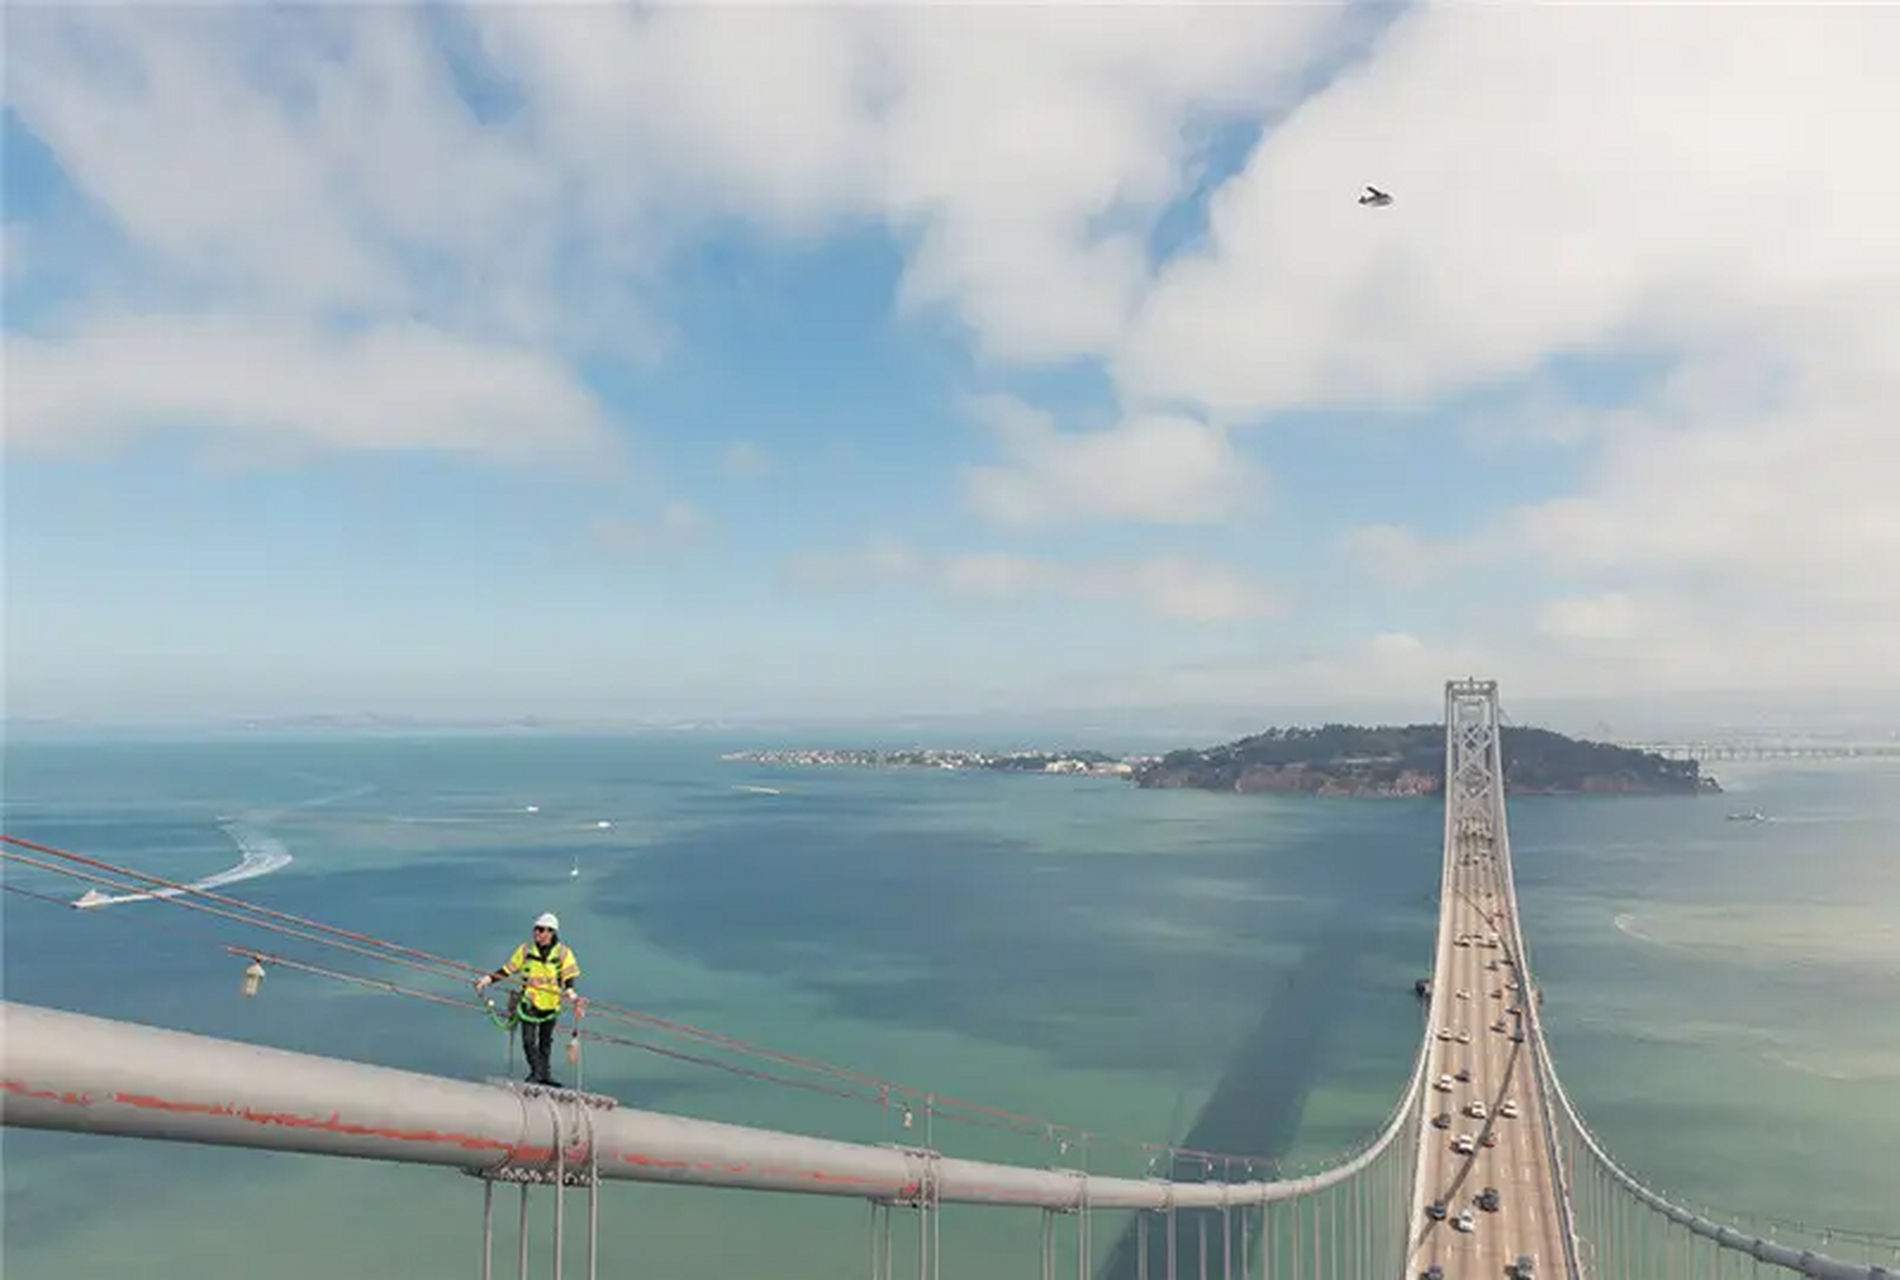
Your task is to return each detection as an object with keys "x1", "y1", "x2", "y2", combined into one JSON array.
[{"x1": 6, "y1": 4, "x2": 1896, "y2": 731}]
